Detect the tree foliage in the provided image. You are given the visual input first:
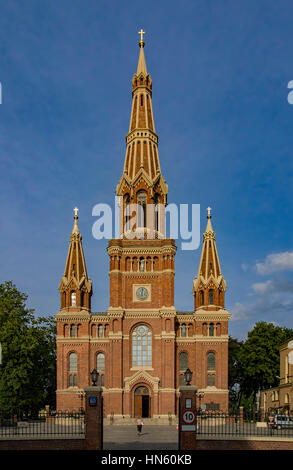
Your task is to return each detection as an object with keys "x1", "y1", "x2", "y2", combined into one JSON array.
[
  {"x1": 0, "y1": 281, "x2": 56, "y2": 416},
  {"x1": 229, "y1": 321, "x2": 293, "y2": 409}
]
